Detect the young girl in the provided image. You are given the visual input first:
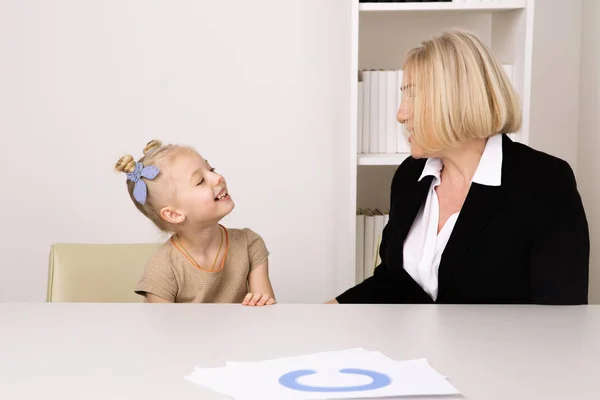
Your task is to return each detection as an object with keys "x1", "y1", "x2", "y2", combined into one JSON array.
[{"x1": 115, "y1": 139, "x2": 276, "y2": 306}]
